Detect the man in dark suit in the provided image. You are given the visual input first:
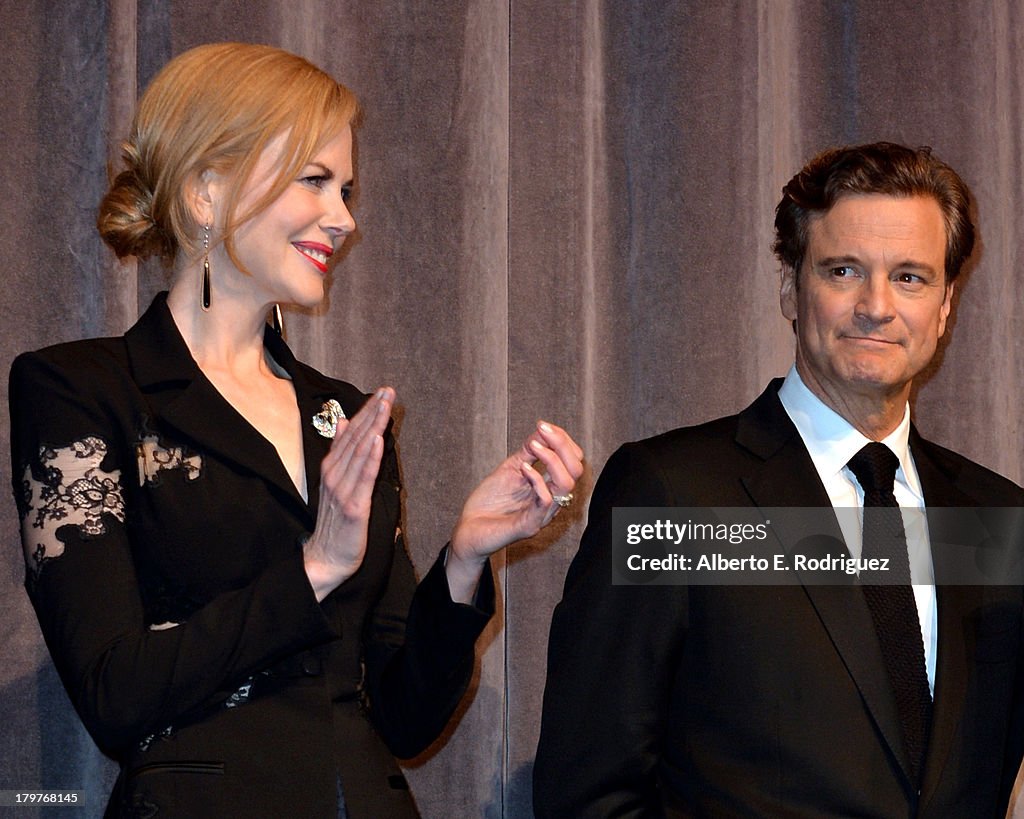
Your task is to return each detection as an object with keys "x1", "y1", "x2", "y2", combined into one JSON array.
[{"x1": 534, "y1": 142, "x2": 1024, "y2": 817}]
